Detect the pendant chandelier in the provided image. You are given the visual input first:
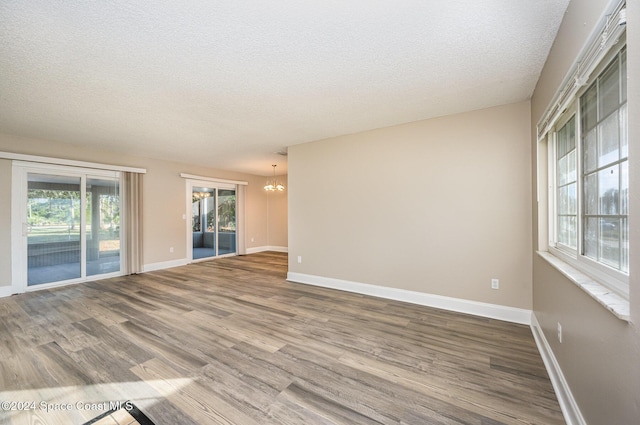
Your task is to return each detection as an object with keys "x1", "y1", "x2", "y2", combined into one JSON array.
[
  {"x1": 192, "y1": 191, "x2": 212, "y2": 201},
  {"x1": 264, "y1": 164, "x2": 285, "y2": 192}
]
